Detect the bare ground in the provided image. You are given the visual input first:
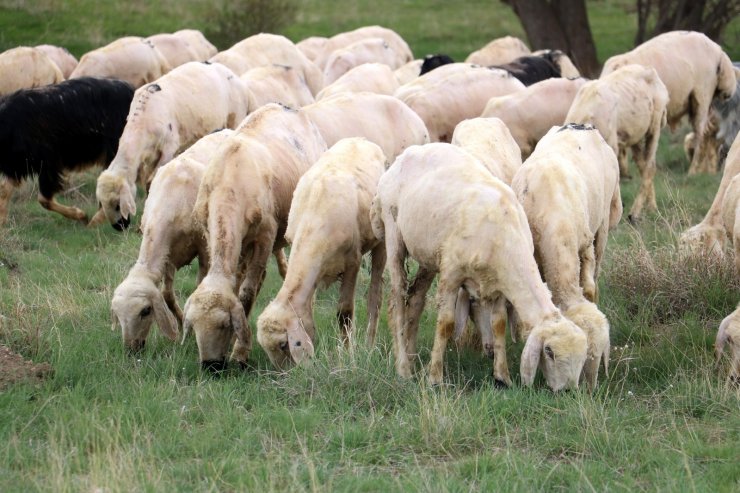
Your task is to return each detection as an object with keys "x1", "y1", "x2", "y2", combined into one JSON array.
[{"x1": 0, "y1": 345, "x2": 51, "y2": 391}]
